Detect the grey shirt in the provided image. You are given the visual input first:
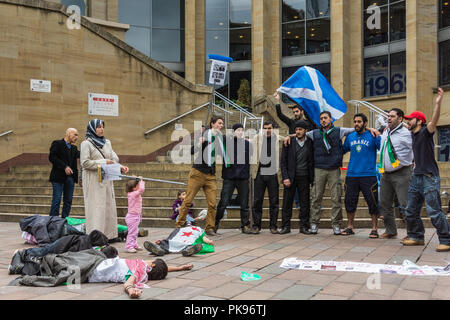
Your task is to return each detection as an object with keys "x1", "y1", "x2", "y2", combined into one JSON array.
[{"x1": 380, "y1": 123, "x2": 413, "y2": 173}]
